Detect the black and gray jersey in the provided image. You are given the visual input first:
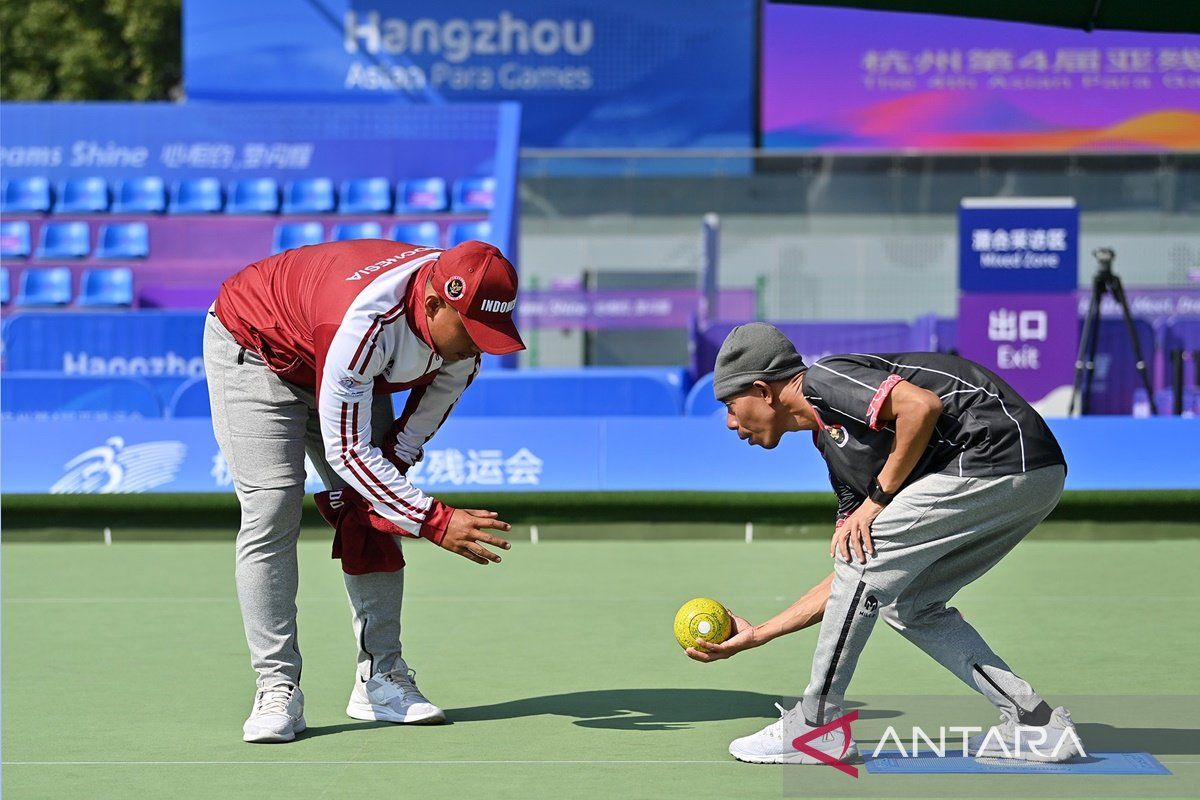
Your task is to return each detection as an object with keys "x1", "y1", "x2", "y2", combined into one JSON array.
[{"x1": 804, "y1": 352, "x2": 1066, "y2": 516}]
